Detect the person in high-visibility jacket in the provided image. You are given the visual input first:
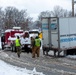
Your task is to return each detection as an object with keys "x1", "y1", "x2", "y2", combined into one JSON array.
[
  {"x1": 32, "y1": 36, "x2": 41, "y2": 58},
  {"x1": 39, "y1": 32, "x2": 42, "y2": 39},
  {"x1": 15, "y1": 36, "x2": 21, "y2": 58}
]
